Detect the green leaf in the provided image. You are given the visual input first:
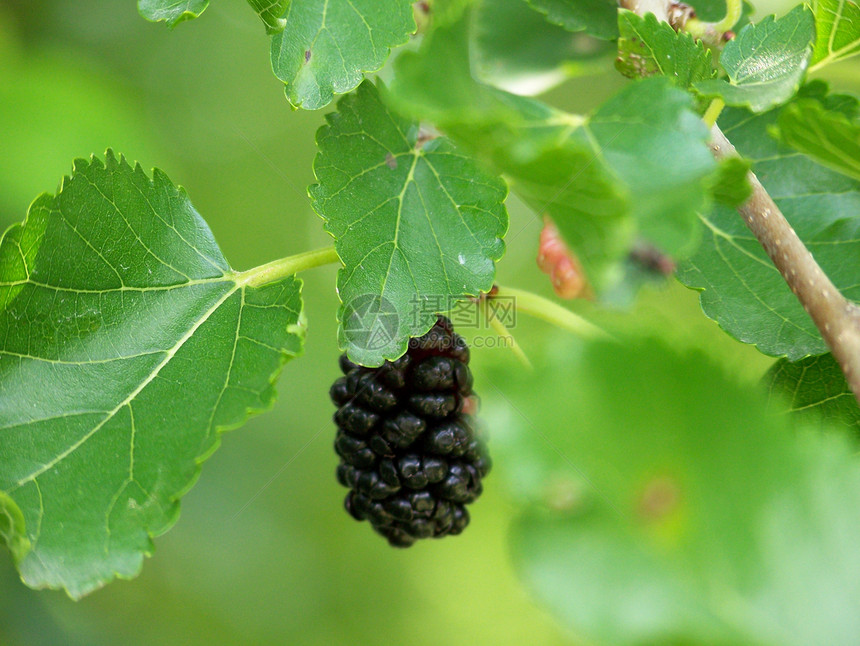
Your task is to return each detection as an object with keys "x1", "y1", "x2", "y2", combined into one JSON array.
[
  {"x1": 484, "y1": 337, "x2": 860, "y2": 645},
  {"x1": 677, "y1": 103, "x2": 860, "y2": 359},
  {"x1": 616, "y1": 10, "x2": 714, "y2": 88},
  {"x1": 137, "y1": 0, "x2": 209, "y2": 27},
  {"x1": 810, "y1": 0, "x2": 860, "y2": 70},
  {"x1": 309, "y1": 81, "x2": 507, "y2": 366},
  {"x1": 0, "y1": 152, "x2": 304, "y2": 598},
  {"x1": 707, "y1": 156, "x2": 752, "y2": 206},
  {"x1": 796, "y1": 79, "x2": 860, "y2": 118},
  {"x1": 579, "y1": 79, "x2": 716, "y2": 263},
  {"x1": 526, "y1": 0, "x2": 618, "y2": 40},
  {"x1": 270, "y1": 0, "x2": 415, "y2": 110},
  {"x1": 767, "y1": 354, "x2": 860, "y2": 433},
  {"x1": 775, "y1": 99, "x2": 860, "y2": 182},
  {"x1": 388, "y1": 15, "x2": 716, "y2": 292},
  {"x1": 246, "y1": 0, "x2": 288, "y2": 34},
  {"x1": 473, "y1": 0, "x2": 614, "y2": 96},
  {"x1": 695, "y1": 6, "x2": 816, "y2": 113}
]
